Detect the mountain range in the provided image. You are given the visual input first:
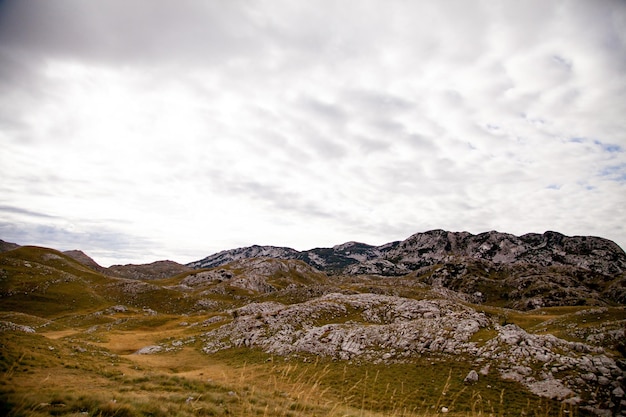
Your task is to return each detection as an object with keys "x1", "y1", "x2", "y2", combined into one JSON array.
[
  {"x1": 189, "y1": 230, "x2": 626, "y2": 275},
  {"x1": 187, "y1": 230, "x2": 626, "y2": 309},
  {"x1": 3, "y1": 230, "x2": 626, "y2": 310}
]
